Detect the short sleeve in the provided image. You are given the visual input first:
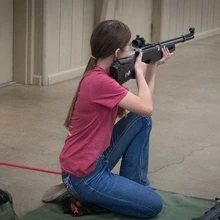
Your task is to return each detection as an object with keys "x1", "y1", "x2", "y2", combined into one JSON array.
[{"x1": 89, "y1": 73, "x2": 128, "y2": 108}]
